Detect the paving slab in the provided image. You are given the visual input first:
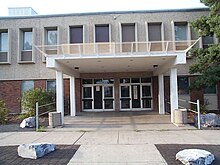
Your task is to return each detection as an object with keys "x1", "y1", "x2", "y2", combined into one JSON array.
[
  {"x1": 0, "y1": 132, "x2": 48, "y2": 146},
  {"x1": 68, "y1": 144, "x2": 167, "y2": 164},
  {"x1": 76, "y1": 131, "x2": 118, "y2": 145},
  {"x1": 33, "y1": 132, "x2": 84, "y2": 144}
]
